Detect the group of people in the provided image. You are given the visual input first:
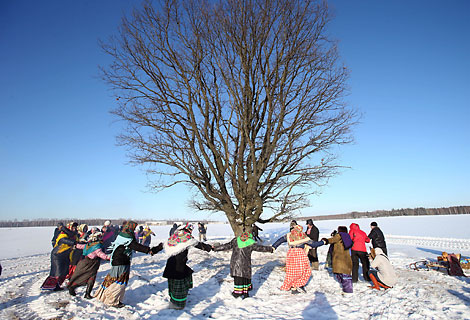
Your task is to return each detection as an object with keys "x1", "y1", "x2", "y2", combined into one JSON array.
[{"x1": 40, "y1": 218, "x2": 397, "y2": 310}]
